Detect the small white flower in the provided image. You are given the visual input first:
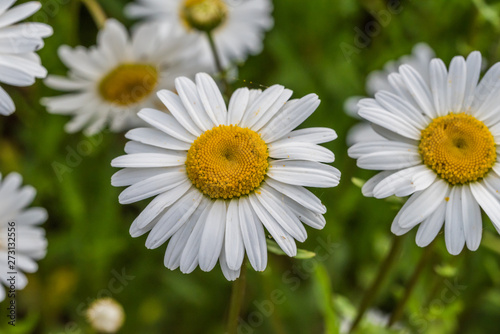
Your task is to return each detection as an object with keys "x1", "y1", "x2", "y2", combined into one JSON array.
[
  {"x1": 0, "y1": 172, "x2": 48, "y2": 301},
  {"x1": 349, "y1": 51, "x2": 500, "y2": 255},
  {"x1": 86, "y1": 298, "x2": 125, "y2": 333},
  {"x1": 111, "y1": 72, "x2": 340, "y2": 280},
  {"x1": 42, "y1": 19, "x2": 209, "y2": 136},
  {"x1": 125, "y1": 0, "x2": 274, "y2": 68},
  {"x1": 345, "y1": 43, "x2": 435, "y2": 145},
  {"x1": 0, "y1": 0, "x2": 52, "y2": 115}
]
